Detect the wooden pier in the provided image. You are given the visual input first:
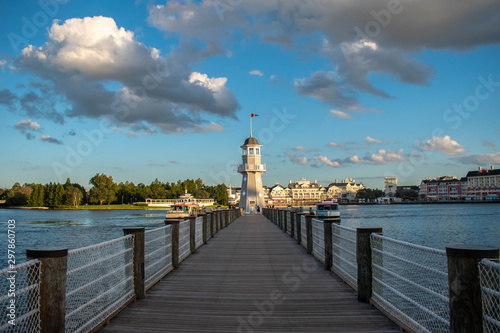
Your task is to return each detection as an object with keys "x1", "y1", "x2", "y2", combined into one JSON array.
[{"x1": 99, "y1": 214, "x2": 400, "y2": 332}]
